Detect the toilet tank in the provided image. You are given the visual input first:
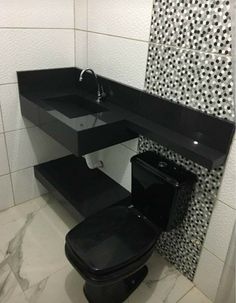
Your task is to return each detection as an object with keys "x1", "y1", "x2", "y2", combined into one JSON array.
[{"x1": 131, "y1": 152, "x2": 197, "y2": 231}]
